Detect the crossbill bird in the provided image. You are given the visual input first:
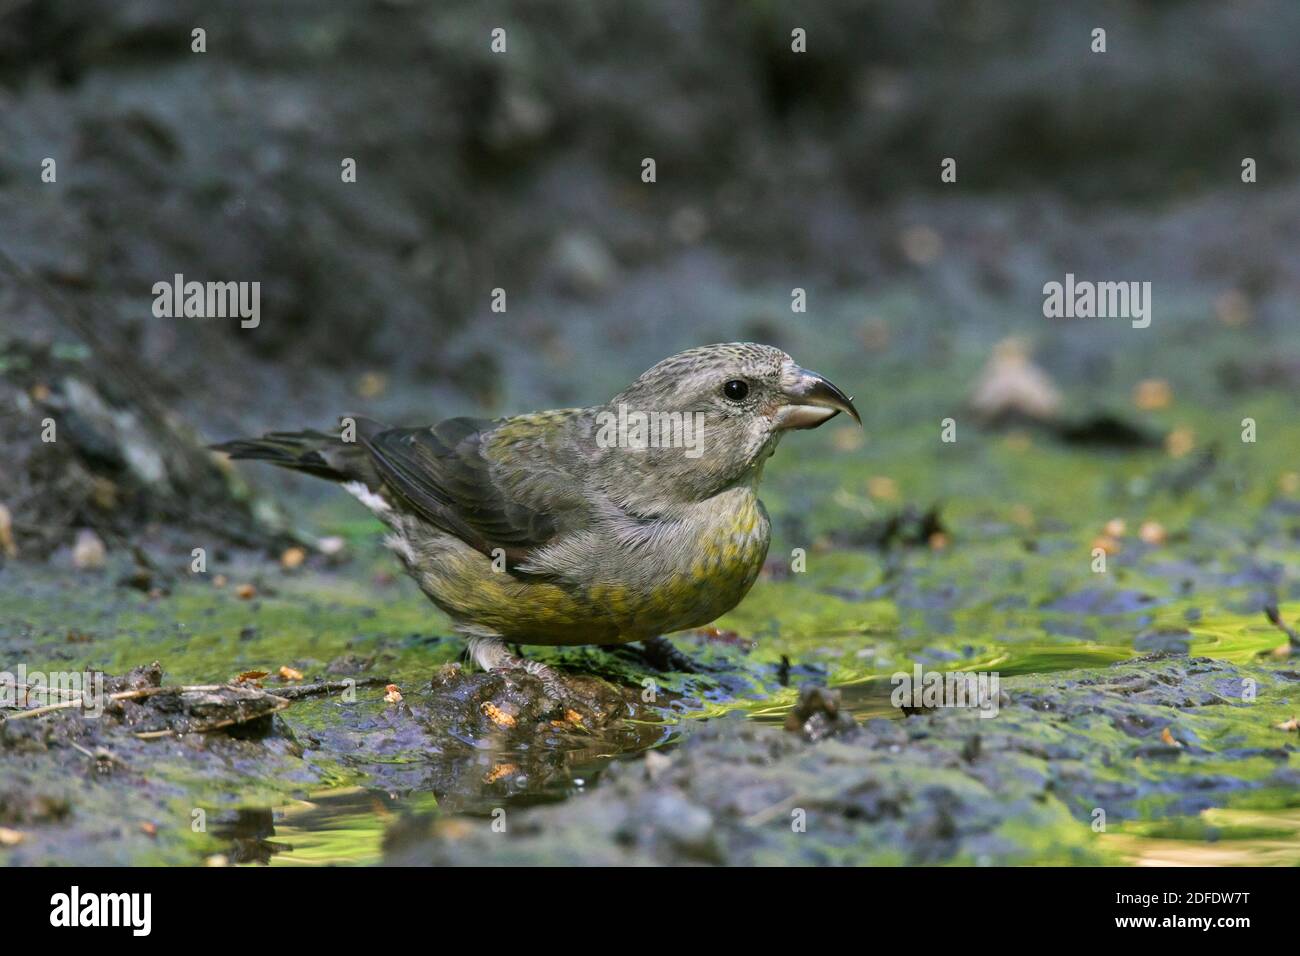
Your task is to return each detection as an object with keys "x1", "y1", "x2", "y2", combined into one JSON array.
[{"x1": 213, "y1": 343, "x2": 859, "y2": 695}]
